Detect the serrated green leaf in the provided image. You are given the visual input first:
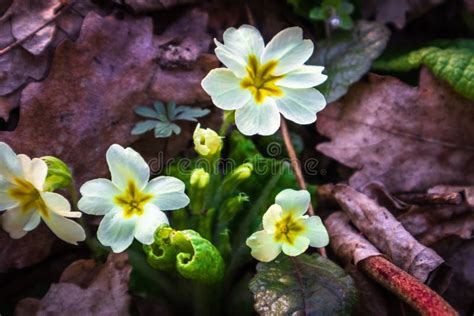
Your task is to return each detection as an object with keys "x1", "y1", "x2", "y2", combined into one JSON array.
[
  {"x1": 174, "y1": 106, "x2": 211, "y2": 121},
  {"x1": 153, "y1": 101, "x2": 166, "y2": 115},
  {"x1": 373, "y1": 40, "x2": 474, "y2": 101},
  {"x1": 249, "y1": 254, "x2": 357, "y2": 316},
  {"x1": 309, "y1": 20, "x2": 390, "y2": 103},
  {"x1": 154, "y1": 121, "x2": 175, "y2": 138},
  {"x1": 131, "y1": 120, "x2": 158, "y2": 135},
  {"x1": 144, "y1": 225, "x2": 225, "y2": 284},
  {"x1": 135, "y1": 106, "x2": 159, "y2": 119}
]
